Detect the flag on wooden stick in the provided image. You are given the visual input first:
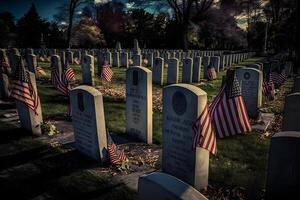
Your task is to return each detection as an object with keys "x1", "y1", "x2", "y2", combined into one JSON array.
[
  {"x1": 263, "y1": 73, "x2": 275, "y2": 101},
  {"x1": 209, "y1": 69, "x2": 252, "y2": 138},
  {"x1": 107, "y1": 132, "x2": 127, "y2": 165},
  {"x1": 270, "y1": 70, "x2": 287, "y2": 87},
  {"x1": 193, "y1": 105, "x2": 217, "y2": 155},
  {"x1": 100, "y1": 62, "x2": 113, "y2": 82},
  {"x1": 10, "y1": 57, "x2": 39, "y2": 114}
]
